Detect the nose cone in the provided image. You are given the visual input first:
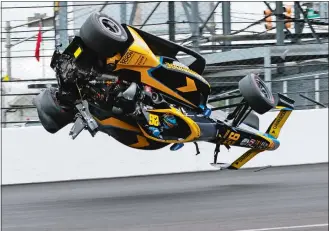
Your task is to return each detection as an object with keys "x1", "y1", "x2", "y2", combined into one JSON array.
[
  {"x1": 262, "y1": 133, "x2": 280, "y2": 150},
  {"x1": 271, "y1": 138, "x2": 280, "y2": 150}
]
